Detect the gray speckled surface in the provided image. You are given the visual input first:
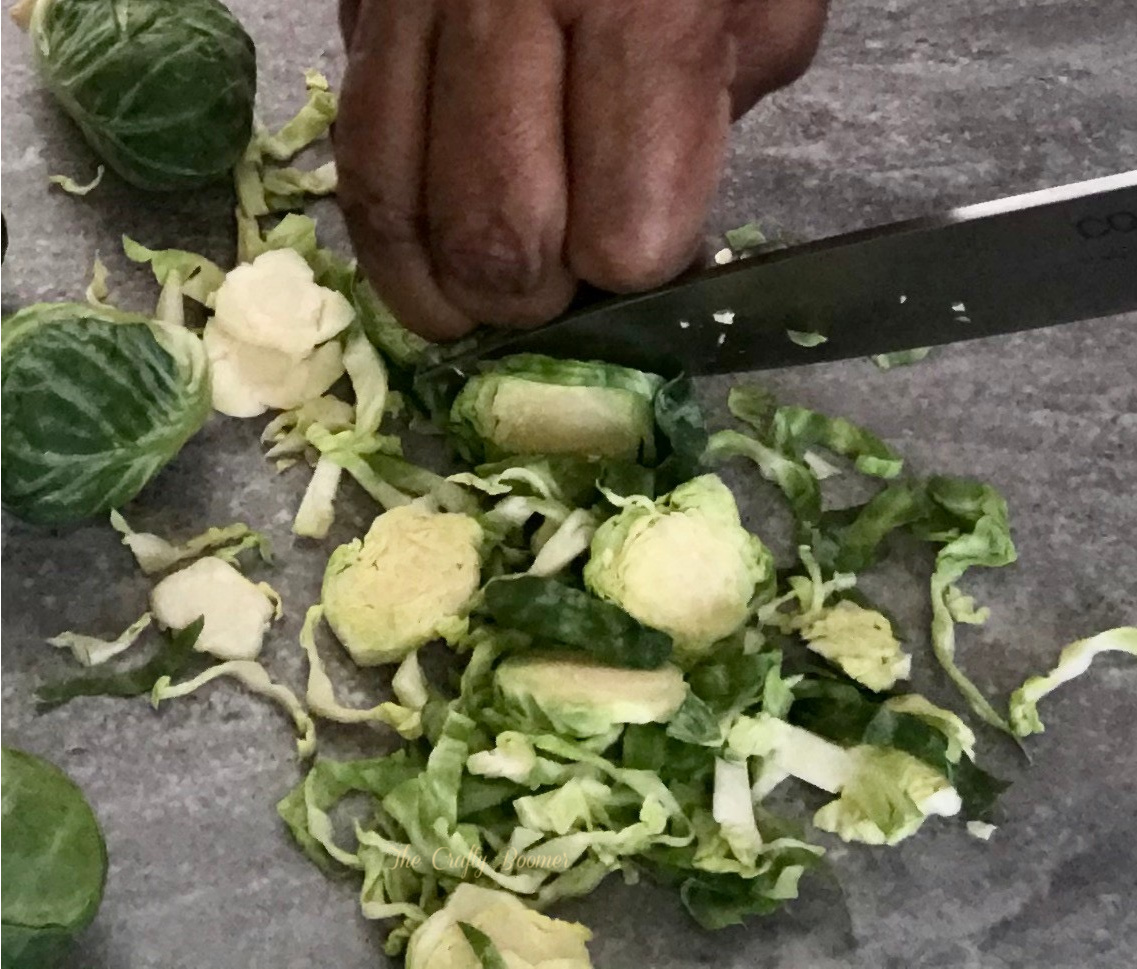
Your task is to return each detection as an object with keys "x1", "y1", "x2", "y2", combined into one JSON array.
[{"x1": 2, "y1": 2, "x2": 1136, "y2": 968}]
